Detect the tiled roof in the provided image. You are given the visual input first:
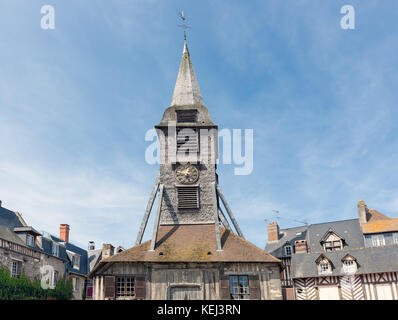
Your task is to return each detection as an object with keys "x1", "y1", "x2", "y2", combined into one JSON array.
[
  {"x1": 368, "y1": 209, "x2": 390, "y2": 221},
  {"x1": 89, "y1": 224, "x2": 280, "y2": 277},
  {"x1": 362, "y1": 217, "x2": 398, "y2": 234}
]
